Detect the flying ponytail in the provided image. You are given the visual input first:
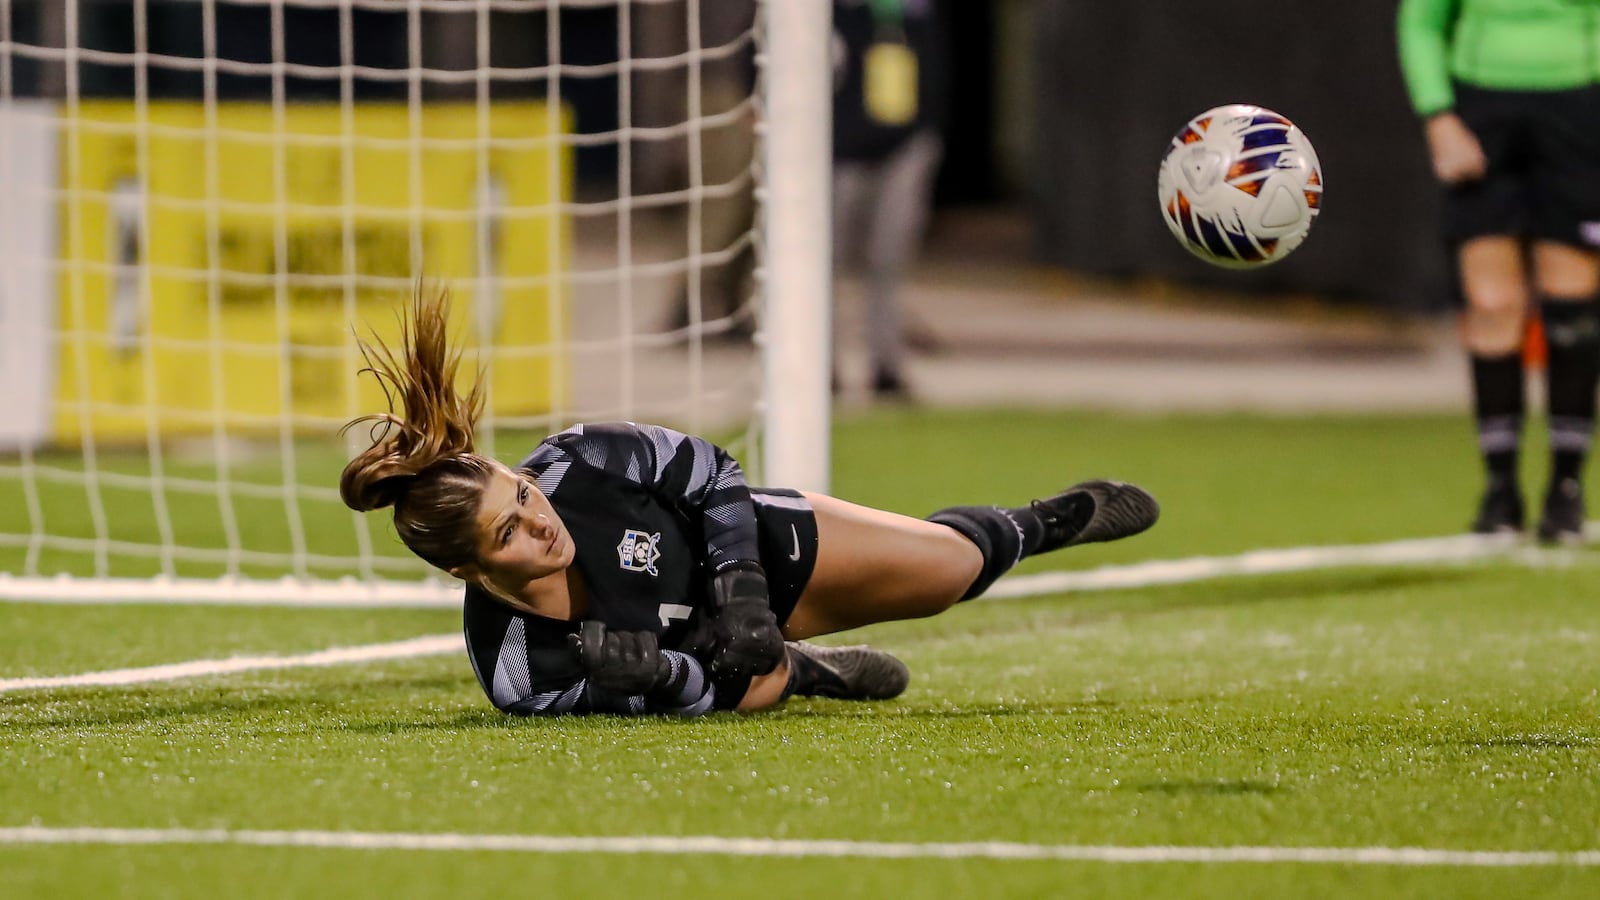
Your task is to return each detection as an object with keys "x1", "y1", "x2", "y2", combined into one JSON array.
[{"x1": 339, "y1": 286, "x2": 496, "y2": 573}]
